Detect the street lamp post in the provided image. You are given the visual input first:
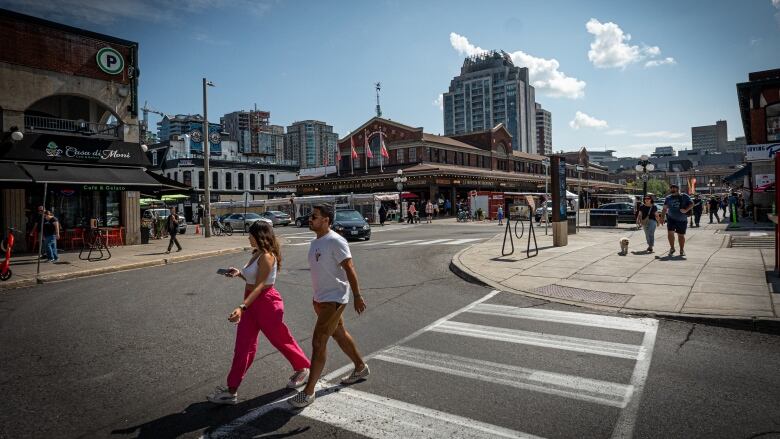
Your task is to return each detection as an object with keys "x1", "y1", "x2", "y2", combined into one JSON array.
[
  {"x1": 575, "y1": 164, "x2": 585, "y2": 232},
  {"x1": 634, "y1": 155, "x2": 655, "y2": 197},
  {"x1": 202, "y1": 78, "x2": 215, "y2": 238},
  {"x1": 708, "y1": 179, "x2": 715, "y2": 195},
  {"x1": 542, "y1": 158, "x2": 550, "y2": 235},
  {"x1": 393, "y1": 169, "x2": 407, "y2": 223}
]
